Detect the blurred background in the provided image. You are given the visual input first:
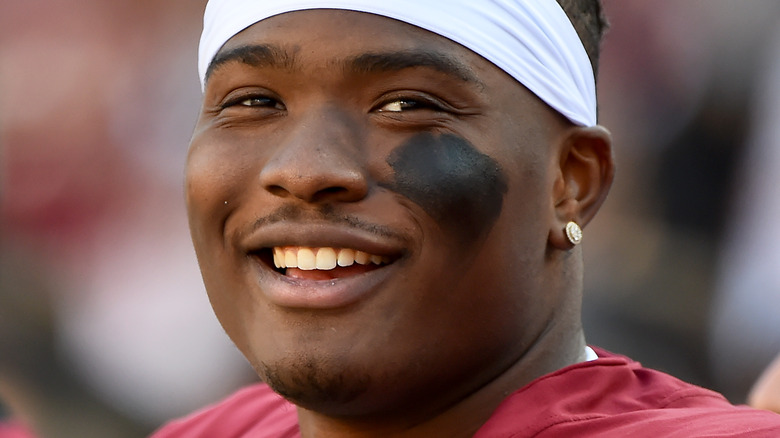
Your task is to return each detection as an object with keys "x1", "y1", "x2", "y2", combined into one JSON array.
[{"x1": 1, "y1": 0, "x2": 779, "y2": 436}]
